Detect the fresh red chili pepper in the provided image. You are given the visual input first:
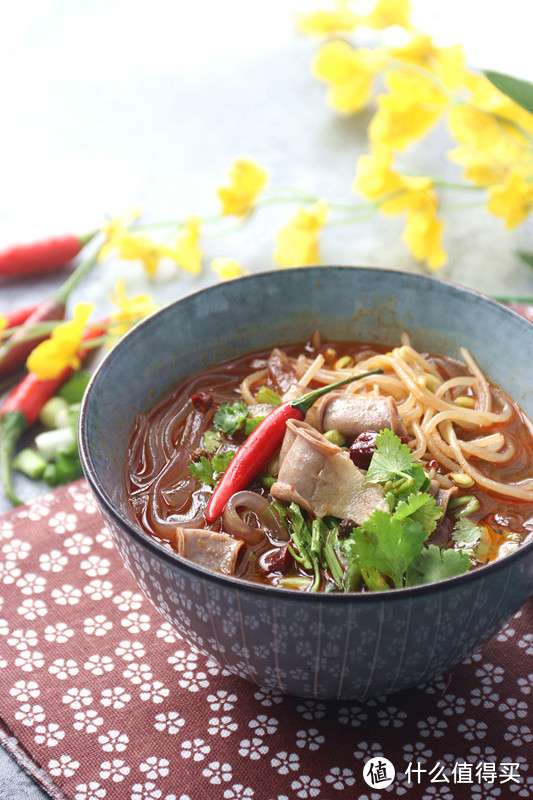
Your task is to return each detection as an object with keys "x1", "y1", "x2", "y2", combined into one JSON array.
[
  {"x1": 0, "y1": 232, "x2": 95, "y2": 278},
  {"x1": 0, "y1": 248, "x2": 99, "y2": 379},
  {"x1": 0, "y1": 318, "x2": 107, "y2": 506},
  {"x1": 1, "y1": 303, "x2": 41, "y2": 329},
  {"x1": 204, "y1": 368, "x2": 383, "y2": 523}
]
